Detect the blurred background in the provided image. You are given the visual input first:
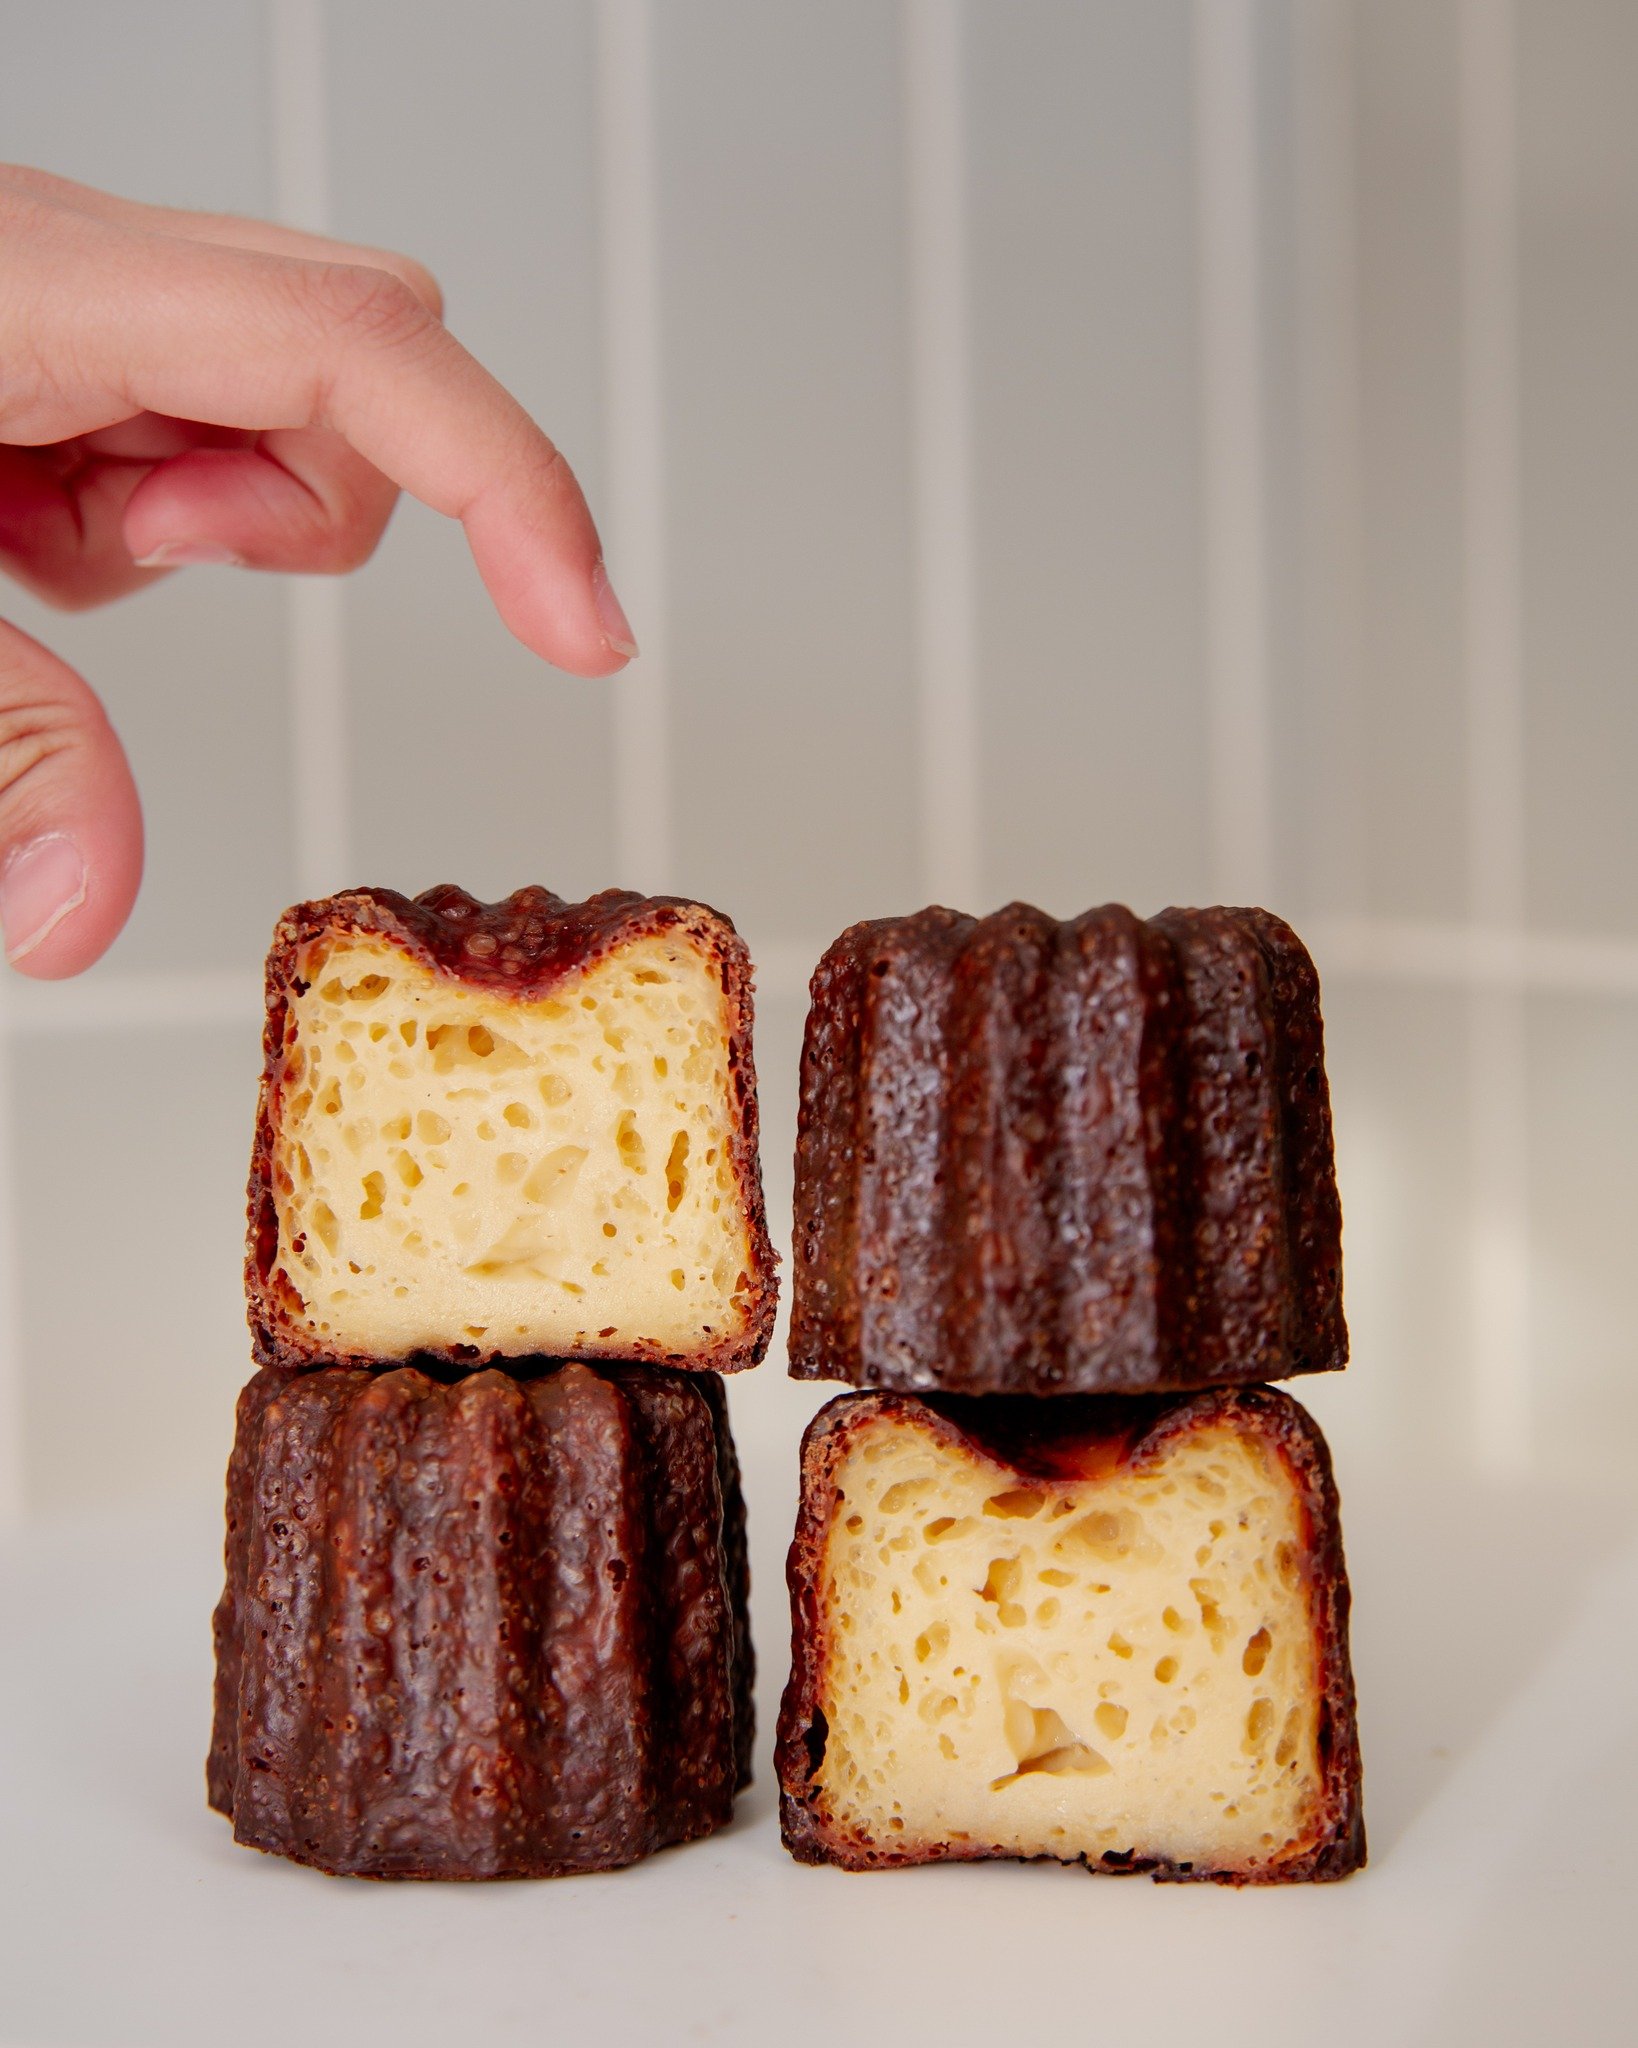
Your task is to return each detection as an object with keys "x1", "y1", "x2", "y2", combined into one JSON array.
[{"x1": 0, "y1": 0, "x2": 1633, "y2": 1552}]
